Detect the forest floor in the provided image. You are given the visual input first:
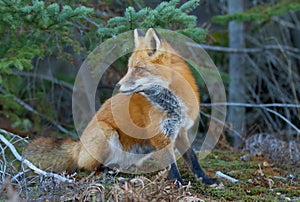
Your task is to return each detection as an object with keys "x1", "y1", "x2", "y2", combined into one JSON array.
[{"x1": 0, "y1": 149, "x2": 299, "y2": 201}]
